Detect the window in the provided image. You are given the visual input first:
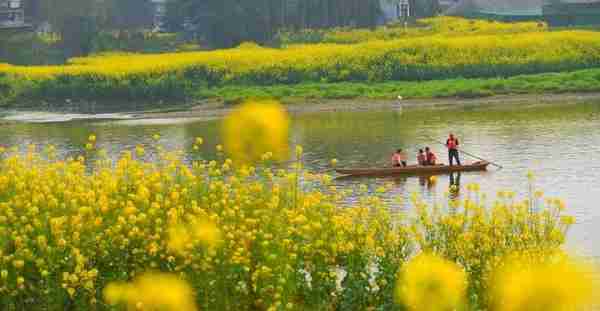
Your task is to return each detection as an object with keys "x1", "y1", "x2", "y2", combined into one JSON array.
[{"x1": 8, "y1": 0, "x2": 20, "y2": 9}]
